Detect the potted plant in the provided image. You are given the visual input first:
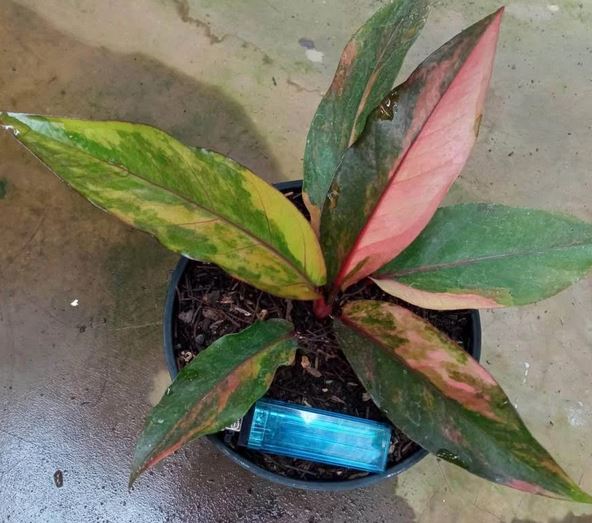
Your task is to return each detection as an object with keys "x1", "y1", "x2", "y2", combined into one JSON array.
[{"x1": 2, "y1": 3, "x2": 592, "y2": 501}]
